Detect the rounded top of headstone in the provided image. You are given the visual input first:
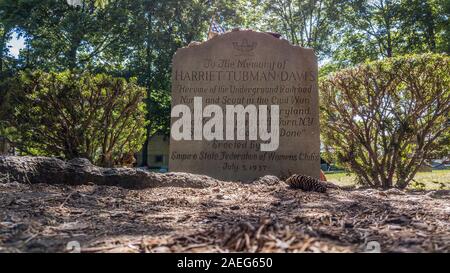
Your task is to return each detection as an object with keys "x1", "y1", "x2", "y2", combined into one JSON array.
[{"x1": 173, "y1": 30, "x2": 316, "y2": 62}]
